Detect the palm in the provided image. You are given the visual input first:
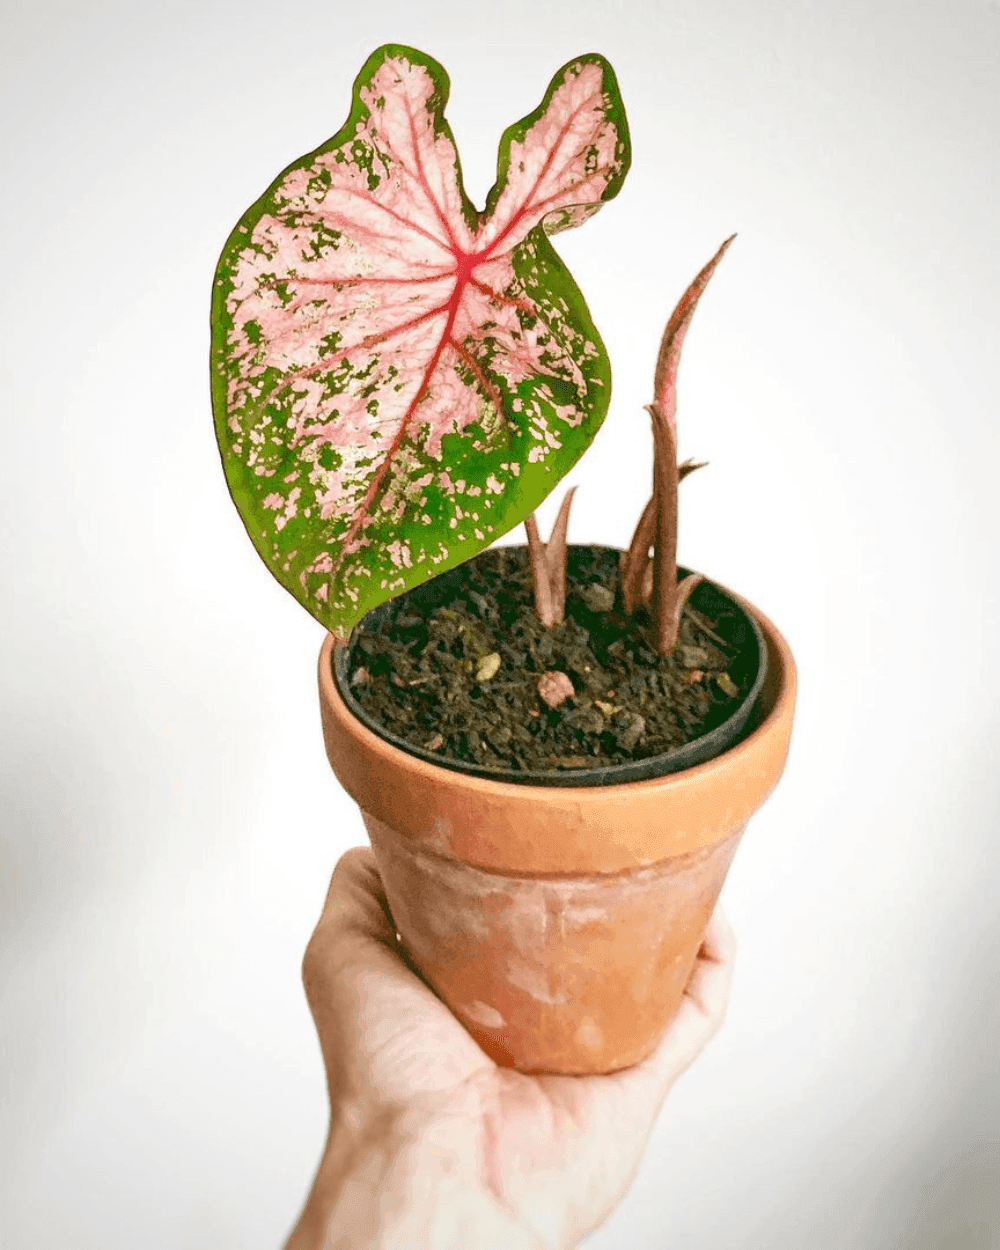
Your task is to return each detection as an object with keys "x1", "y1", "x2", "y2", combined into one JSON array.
[{"x1": 303, "y1": 849, "x2": 735, "y2": 1248}]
